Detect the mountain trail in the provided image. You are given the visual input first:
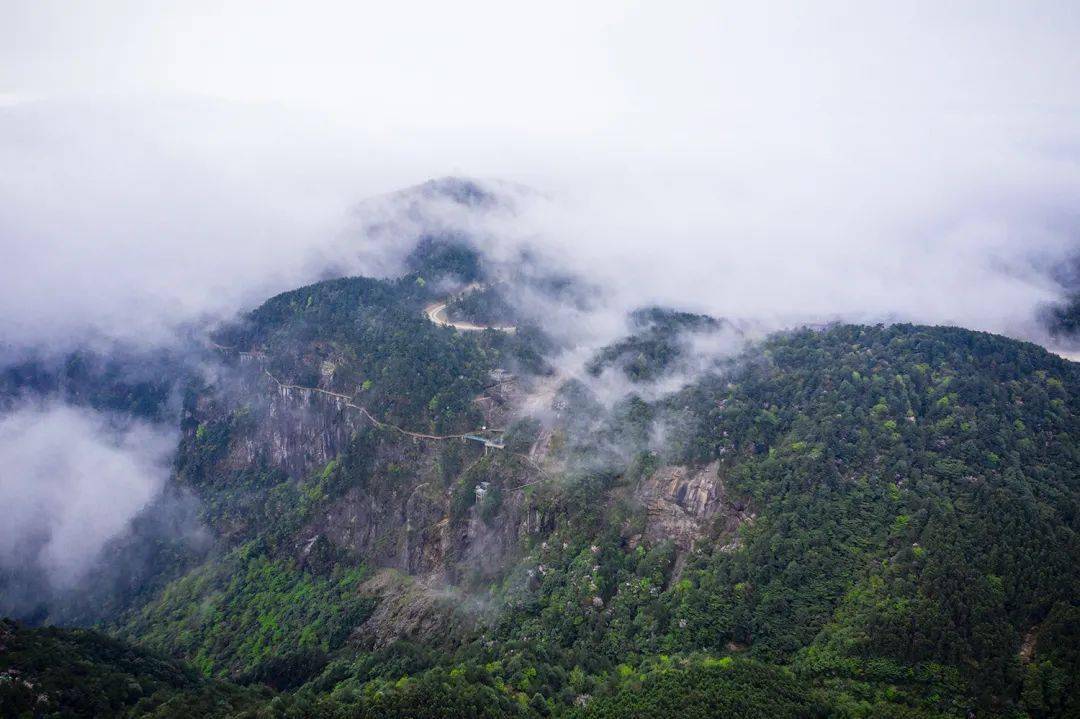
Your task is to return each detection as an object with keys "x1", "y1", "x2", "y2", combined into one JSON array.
[{"x1": 264, "y1": 369, "x2": 489, "y2": 443}]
